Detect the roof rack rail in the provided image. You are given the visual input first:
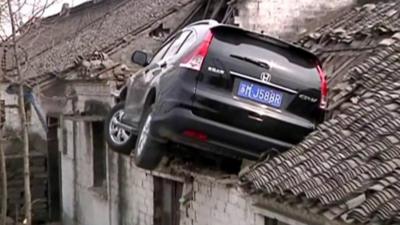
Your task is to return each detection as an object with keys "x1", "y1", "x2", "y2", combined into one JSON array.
[{"x1": 187, "y1": 19, "x2": 219, "y2": 27}]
